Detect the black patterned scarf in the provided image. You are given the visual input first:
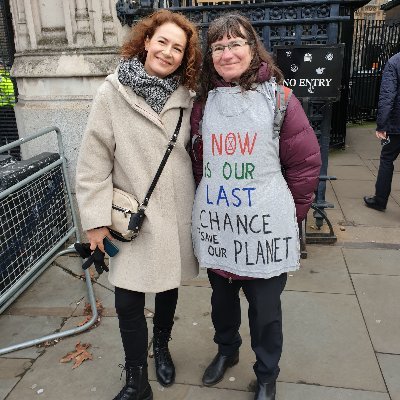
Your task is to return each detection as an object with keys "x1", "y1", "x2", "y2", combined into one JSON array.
[{"x1": 118, "y1": 58, "x2": 180, "y2": 114}]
